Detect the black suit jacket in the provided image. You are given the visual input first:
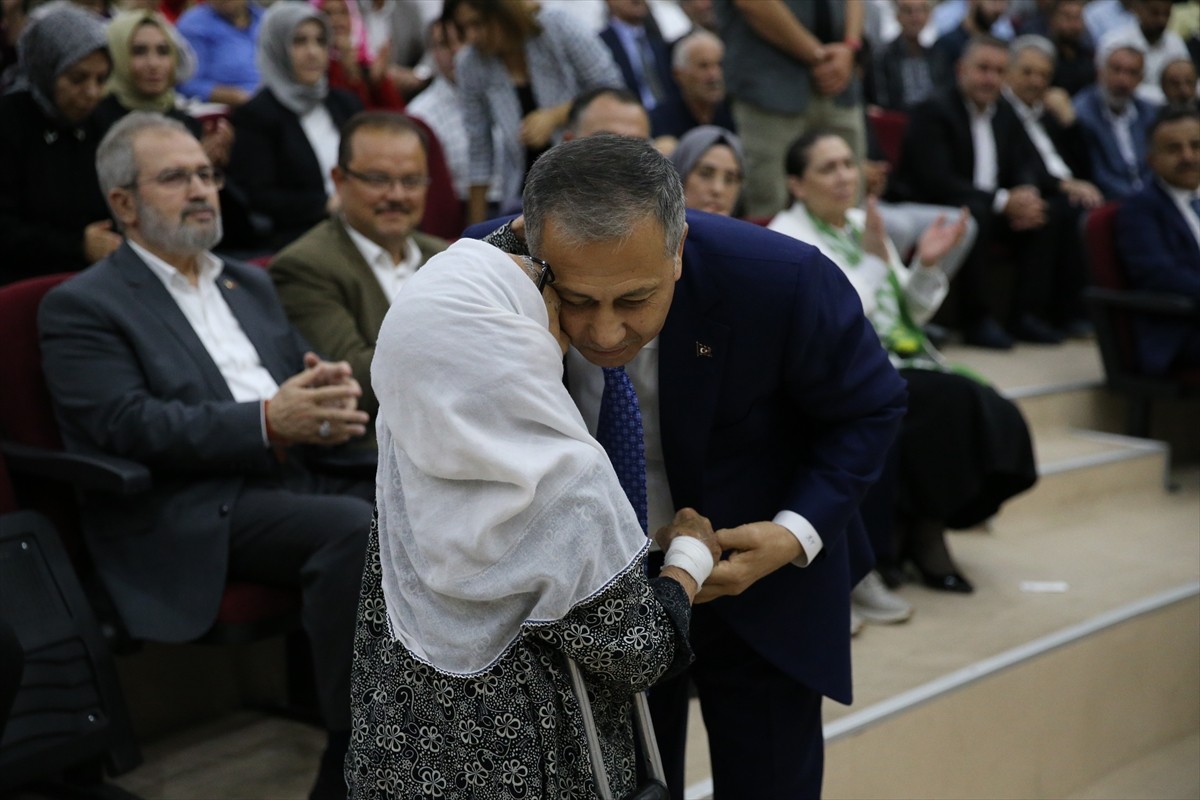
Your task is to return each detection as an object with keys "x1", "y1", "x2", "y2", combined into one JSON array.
[
  {"x1": 228, "y1": 87, "x2": 363, "y2": 249},
  {"x1": 891, "y1": 86, "x2": 1055, "y2": 212},
  {"x1": 38, "y1": 243, "x2": 314, "y2": 642}
]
